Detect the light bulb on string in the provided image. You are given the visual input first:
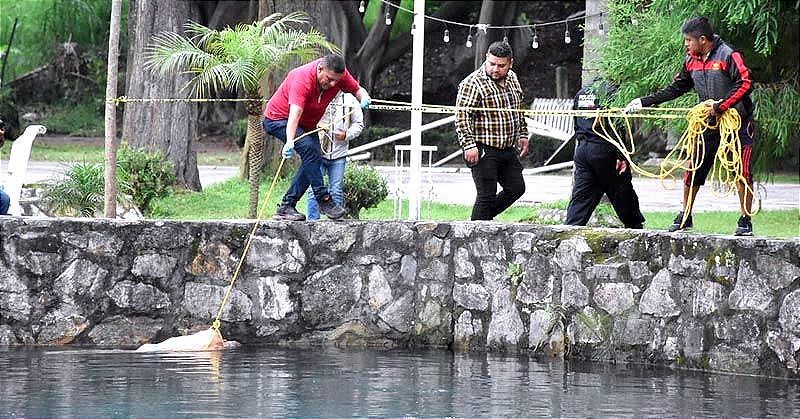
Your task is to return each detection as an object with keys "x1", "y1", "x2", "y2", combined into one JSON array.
[
  {"x1": 598, "y1": 12, "x2": 605, "y2": 36},
  {"x1": 564, "y1": 22, "x2": 571, "y2": 44},
  {"x1": 411, "y1": 22, "x2": 416, "y2": 36},
  {"x1": 503, "y1": 34, "x2": 509, "y2": 44},
  {"x1": 531, "y1": 26, "x2": 538, "y2": 49},
  {"x1": 385, "y1": 11, "x2": 392, "y2": 26},
  {"x1": 443, "y1": 28, "x2": 450, "y2": 43},
  {"x1": 466, "y1": 30, "x2": 473, "y2": 48},
  {"x1": 358, "y1": 0, "x2": 365, "y2": 13}
]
